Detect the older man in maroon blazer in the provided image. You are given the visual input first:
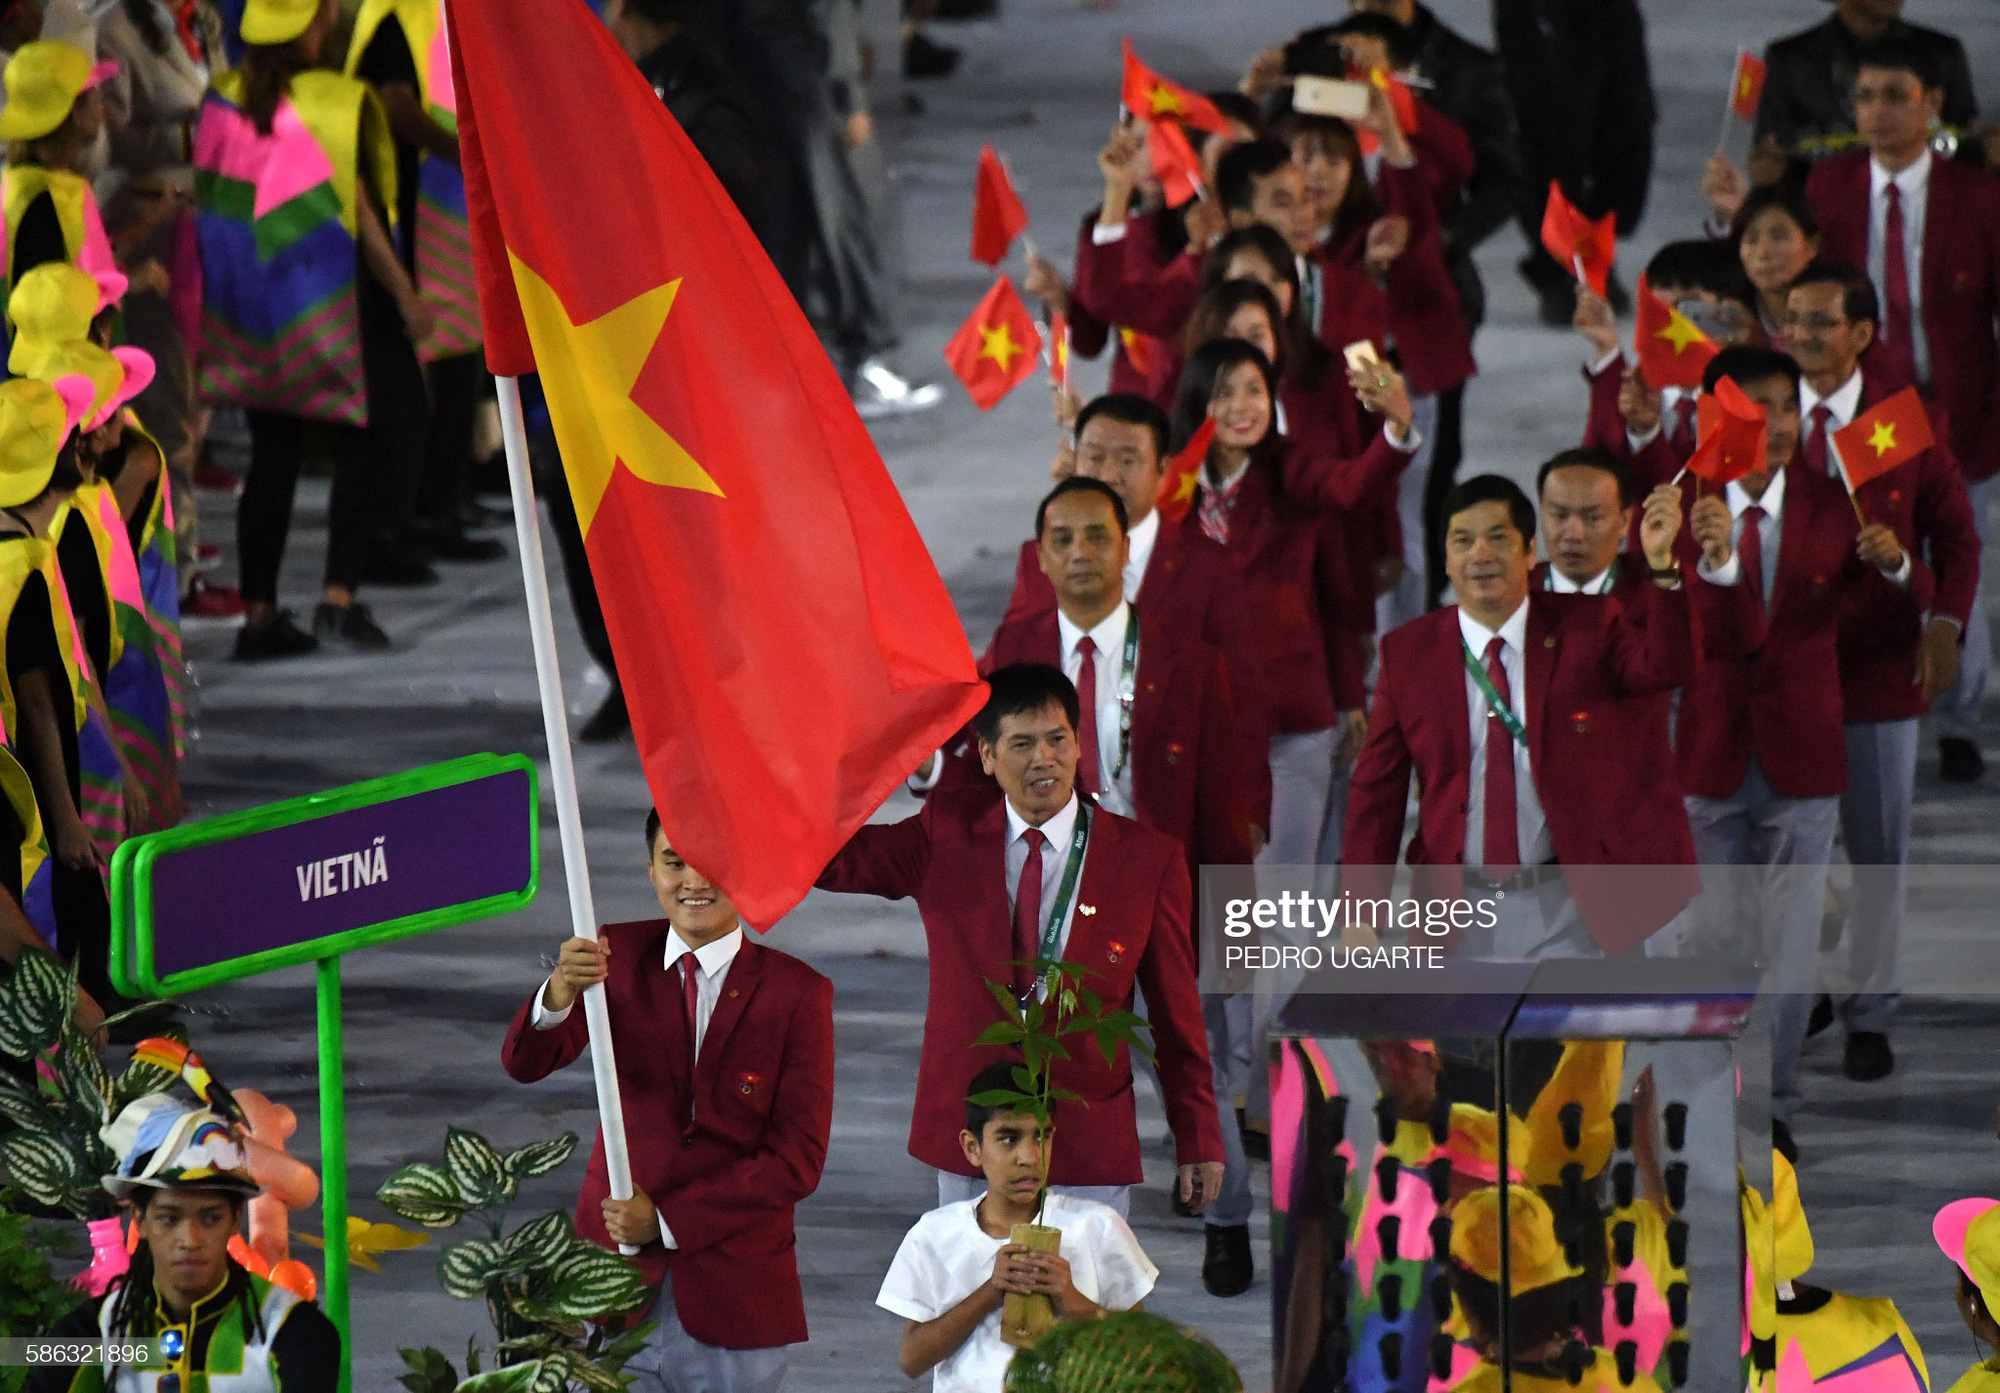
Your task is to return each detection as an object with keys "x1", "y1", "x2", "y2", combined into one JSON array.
[
  {"x1": 1804, "y1": 35, "x2": 2000, "y2": 784},
  {"x1": 817, "y1": 665, "x2": 1224, "y2": 1218},
  {"x1": 502, "y1": 811, "x2": 835, "y2": 1393},
  {"x1": 1343, "y1": 471, "x2": 1698, "y2": 957}
]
